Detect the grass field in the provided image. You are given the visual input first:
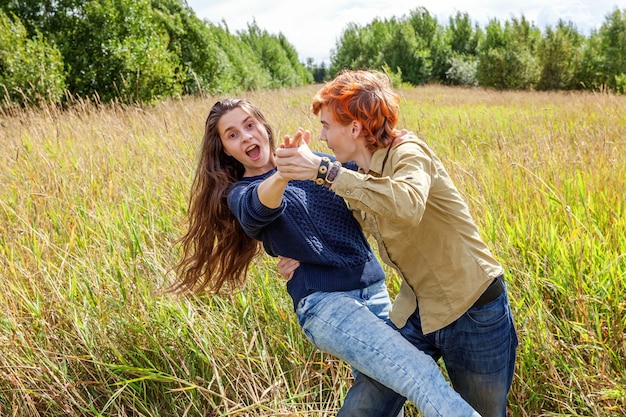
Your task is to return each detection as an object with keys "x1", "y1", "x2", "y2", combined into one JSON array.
[{"x1": 0, "y1": 84, "x2": 625, "y2": 416}]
